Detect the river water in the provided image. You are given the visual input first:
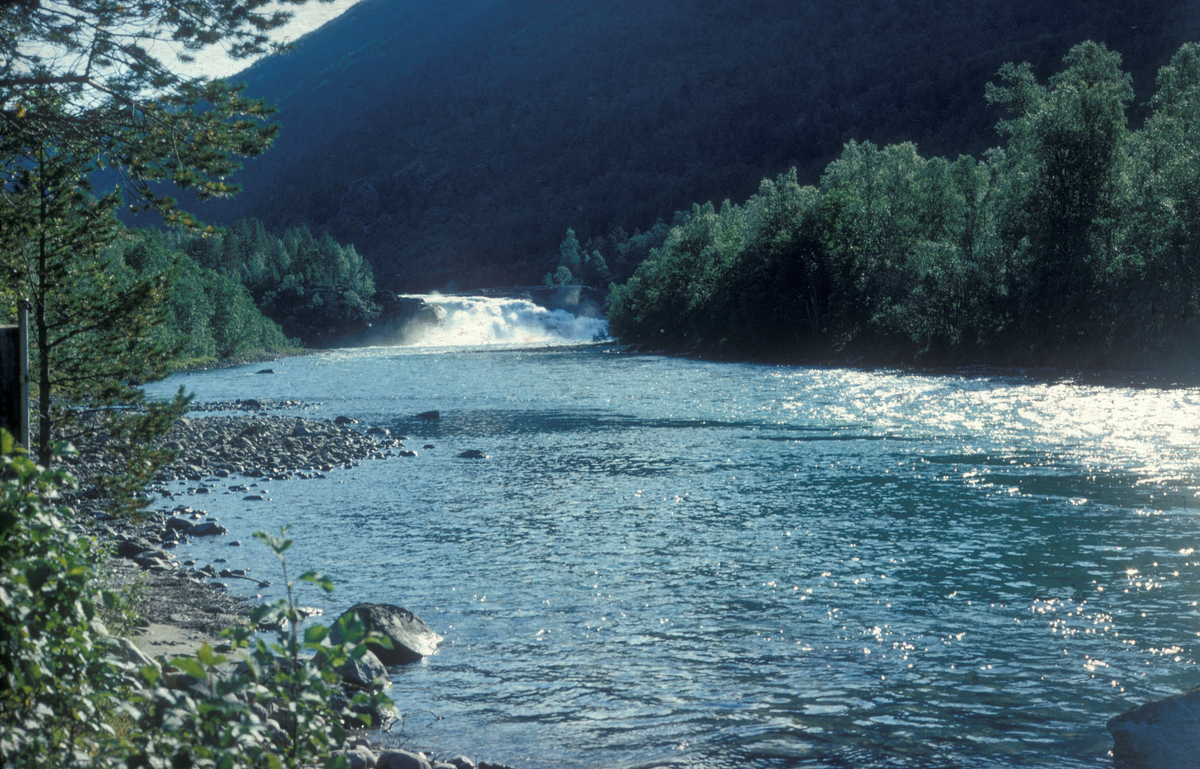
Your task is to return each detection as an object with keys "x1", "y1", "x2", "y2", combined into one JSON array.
[{"x1": 144, "y1": 295, "x2": 1200, "y2": 768}]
